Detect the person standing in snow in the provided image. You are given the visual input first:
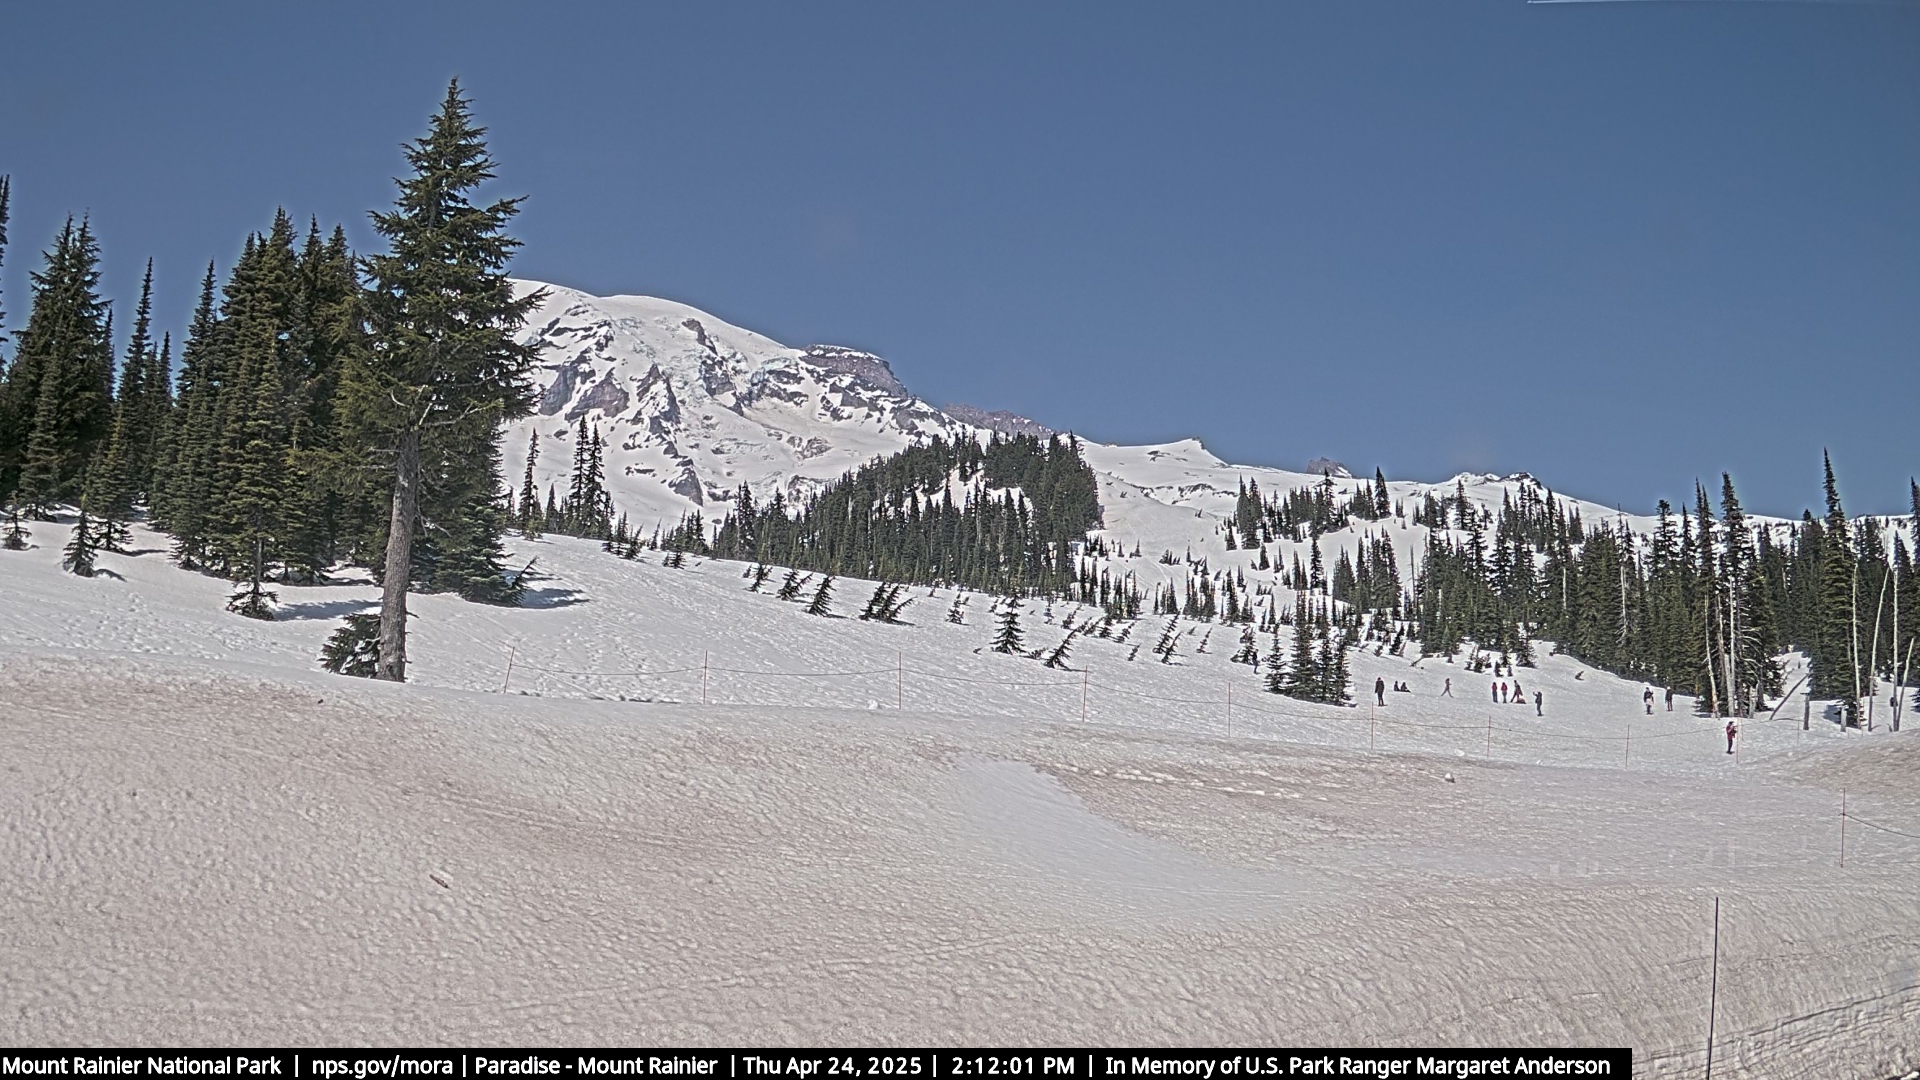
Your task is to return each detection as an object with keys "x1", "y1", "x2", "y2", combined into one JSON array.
[
  {"x1": 1725, "y1": 720, "x2": 1738, "y2": 754},
  {"x1": 1643, "y1": 687, "x2": 1654, "y2": 715},
  {"x1": 1534, "y1": 690, "x2": 1543, "y2": 717},
  {"x1": 1665, "y1": 687, "x2": 1674, "y2": 712},
  {"x1": 1375, "y1": 677, "x2": 1386, "y2": 706},
  {"x1": 1442, "y1": 678, "x2": 1453, "y2": 698},
  {"x1": 1510, "y1": 680, "x2": 1523, "y2": 704}
]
